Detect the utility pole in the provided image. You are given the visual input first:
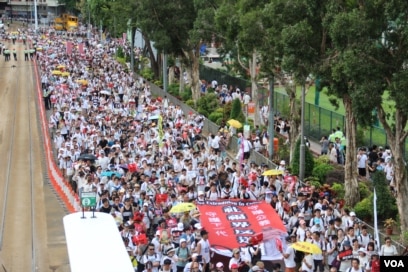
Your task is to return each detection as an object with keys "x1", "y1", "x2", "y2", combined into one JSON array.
[
  {"x1": 299, "y1": 84, "x2": 306, "y2": 182},
  {"x1": 268, "y1": 75, "x2": 275, "y2": 160},
  {"x1": 130, "y1": 24, "x2": 135, "y2": 74},
  {"x1": 34, "y1": 0, "x2": 38, "y2": 32},
  {"x1": 163, "y1": 52, "x2": 168, "y2": 92}
]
